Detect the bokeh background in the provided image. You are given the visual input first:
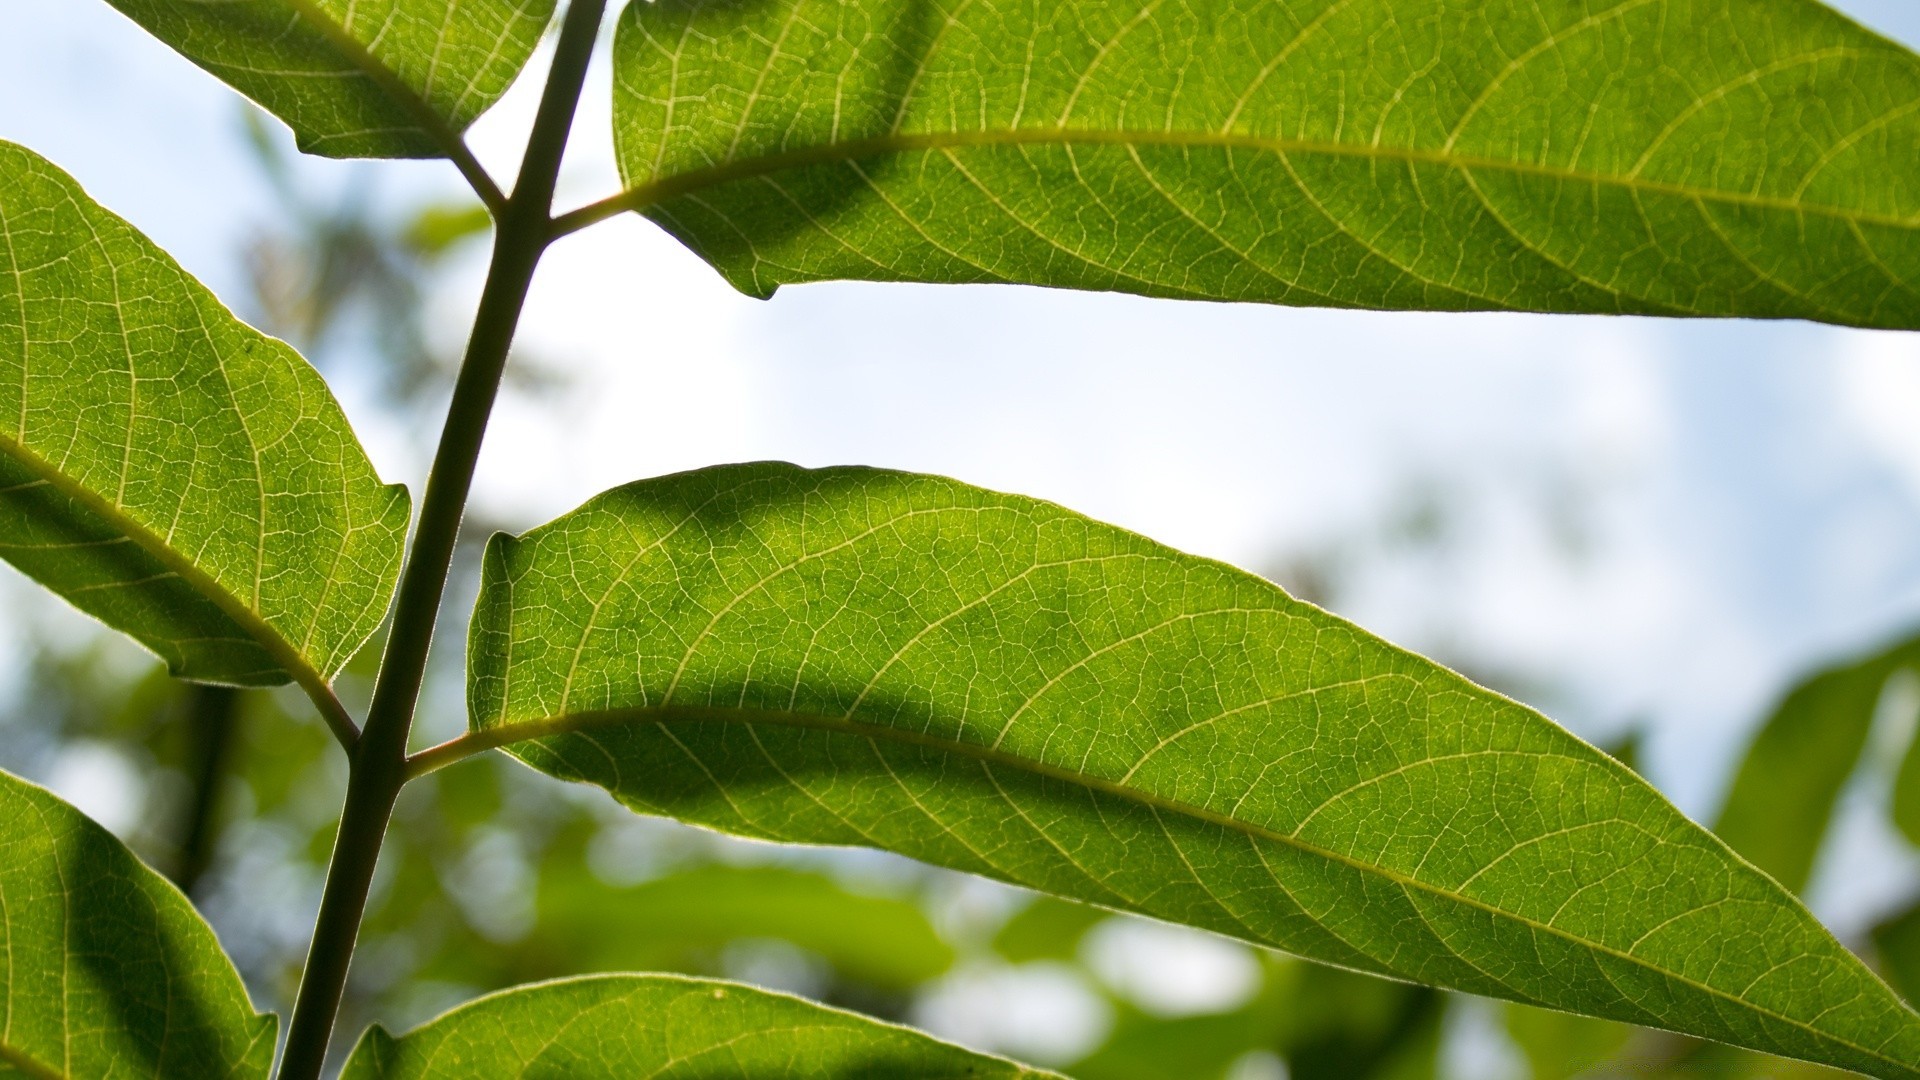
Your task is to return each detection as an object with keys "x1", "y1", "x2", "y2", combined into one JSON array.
[{"x1": 5, "y1": 1, "x2": 1920, "y2": 1076}]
